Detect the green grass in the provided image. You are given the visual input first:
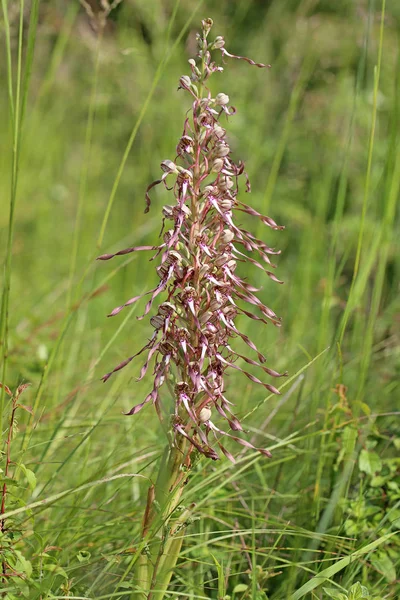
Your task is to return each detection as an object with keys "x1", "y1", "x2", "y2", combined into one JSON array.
[{"x1": 1, "y1": 1, "x2": 399, "y2": 599}]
